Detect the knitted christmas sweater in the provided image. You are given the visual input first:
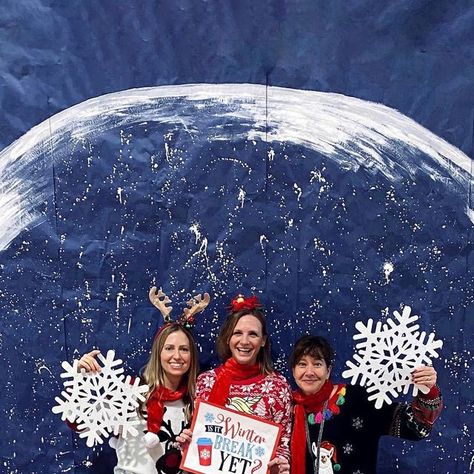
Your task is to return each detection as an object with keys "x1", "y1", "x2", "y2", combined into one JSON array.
[
  {"x1": 297, "y1": 384, "x2": 442, "y2": 474},
  {"x1": 196, "y1": 367, "x2": 293, "y2": 461},
  {"x1": 114, "y1": 399, "x2": 187, "y2": 474}
]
